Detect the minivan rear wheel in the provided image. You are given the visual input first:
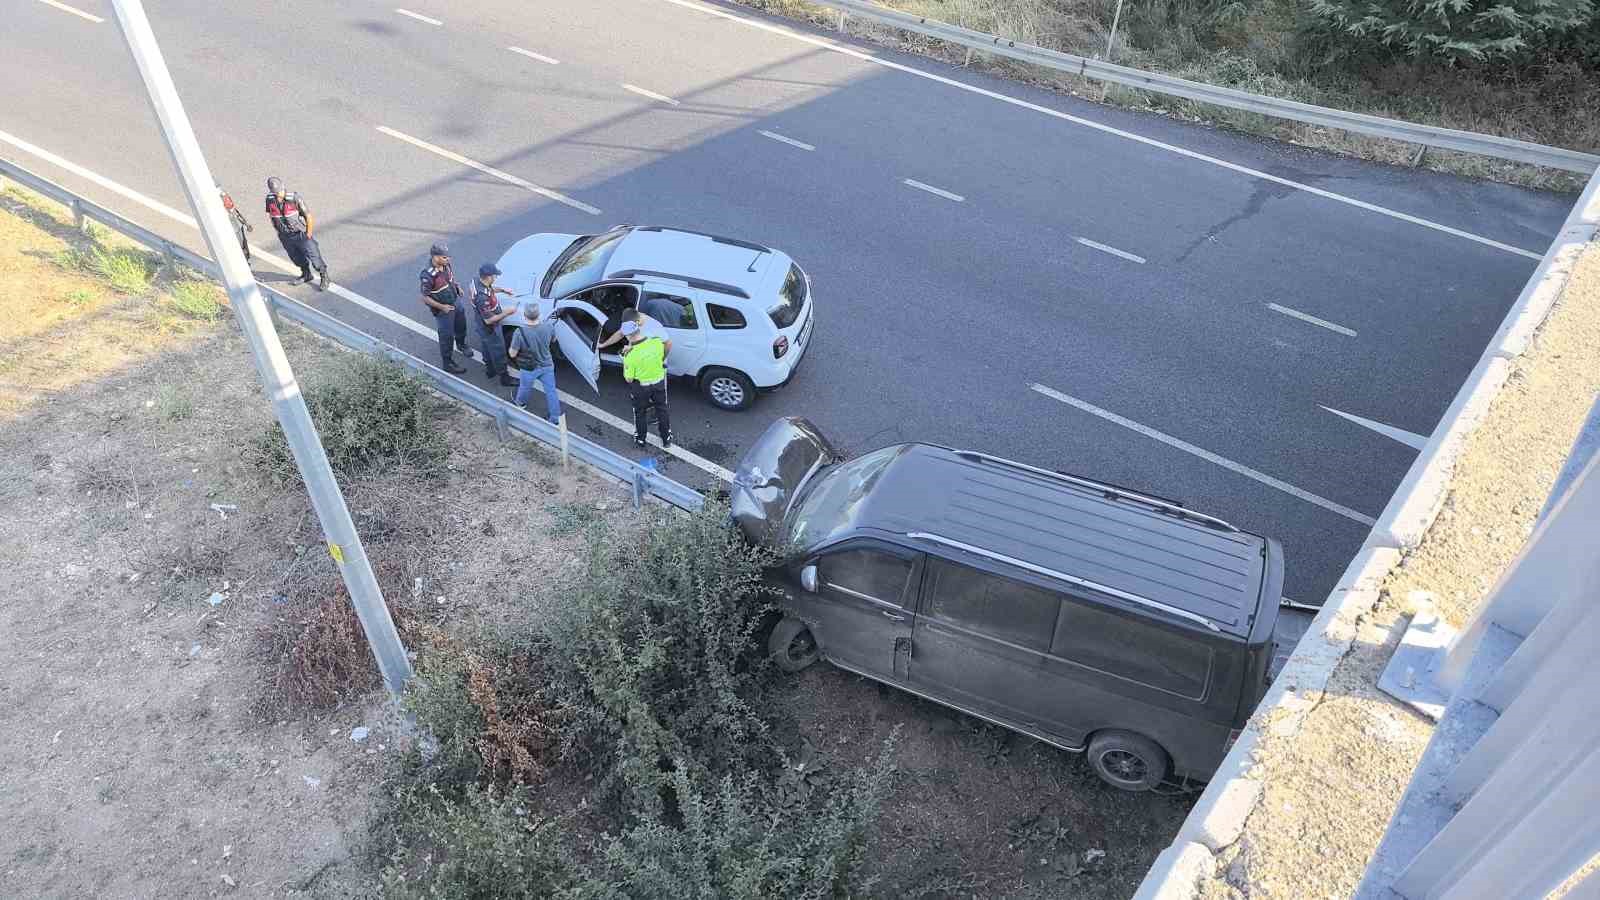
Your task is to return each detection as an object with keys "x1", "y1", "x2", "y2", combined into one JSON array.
[
  {"x1": 768, "y1": 617, "x2": 819, "y2": 673},
  {"x1": 1087, "y1": 730, "x2": 1169, "y2": 792}
]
